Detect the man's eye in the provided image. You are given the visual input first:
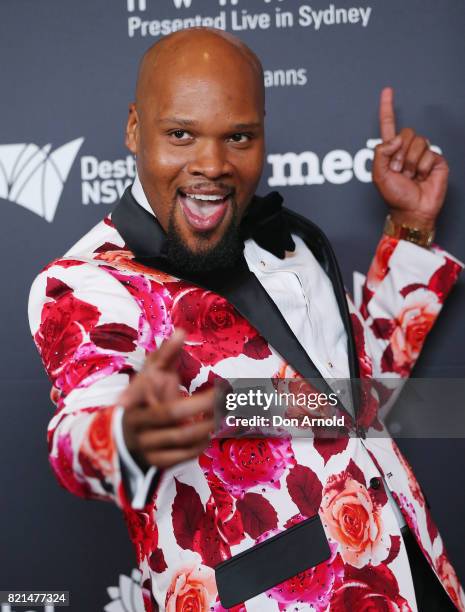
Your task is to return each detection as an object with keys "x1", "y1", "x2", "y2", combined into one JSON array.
[
  {"x1": 170, "y1": 130, "x2": 190, "y2": 140},
  {"x1": 229, "y1": 133, "x2": 250, "y2": 143}
]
